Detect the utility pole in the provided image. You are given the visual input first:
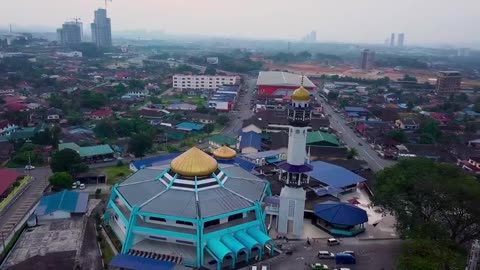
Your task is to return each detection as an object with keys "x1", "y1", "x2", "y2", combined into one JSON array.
[{"x1": 467, "y1": 239, "x2": 480, "y2": 270}]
